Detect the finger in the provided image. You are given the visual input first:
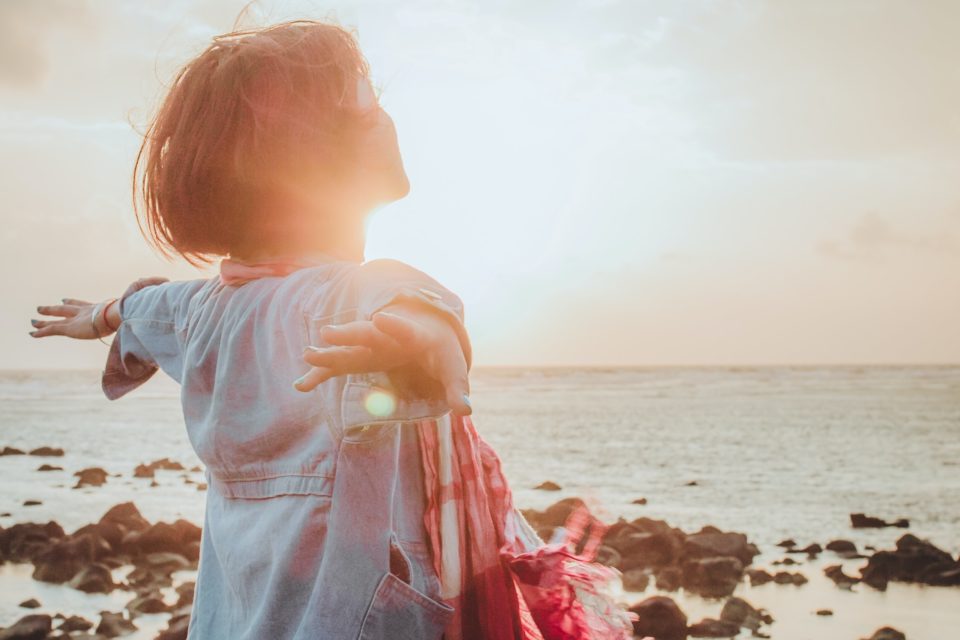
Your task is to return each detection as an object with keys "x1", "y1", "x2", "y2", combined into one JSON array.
[
  {"x1": 36, "y1": 304, "x2": 80, "y2": 318},
  {"x1": 62, "y1": 298, "x2": 94, "y2": 306},
  {"x1": 437, "y1": 349, "x2": 472, "y2": 416},
  {"x1": 371, "y1": 311, "x2": 428, "y2": 347},
  {"x1": 29, "y1": 323, "x2": 67, "y2": 338},
  {"x1": 321, "y1": 322, "x2": 407, "y2": 370},
  {"x1": 293, "y1": 366, "x2": 334, "y2": 392},
  {"x1": 30, "y1": 319, "x2": 57, "y2": 329},
  {"x1": 302, "y1": 345, "x2": 376, "y2": 373},
  {"x1": 321, "y1": 321, "x2": 388, "y2": 349}
]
